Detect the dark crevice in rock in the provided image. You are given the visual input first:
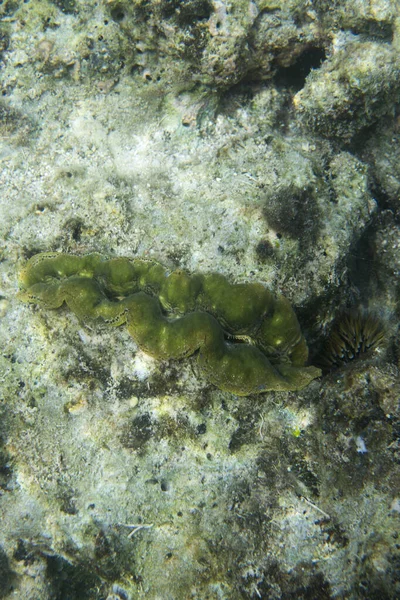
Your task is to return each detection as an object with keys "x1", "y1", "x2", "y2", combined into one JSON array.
[{"x1": 274, "y1": 45, "x2": 327, "y2": 92}]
